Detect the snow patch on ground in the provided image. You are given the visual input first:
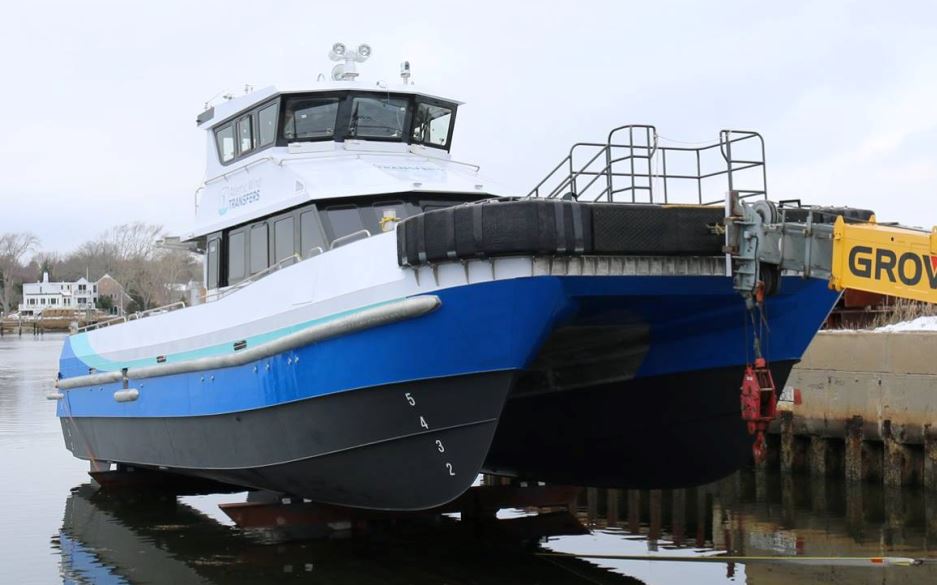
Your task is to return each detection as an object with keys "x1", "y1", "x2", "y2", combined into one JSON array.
[{"x1": 875, "y1": 315, "x2": 937, "y2": 332}]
